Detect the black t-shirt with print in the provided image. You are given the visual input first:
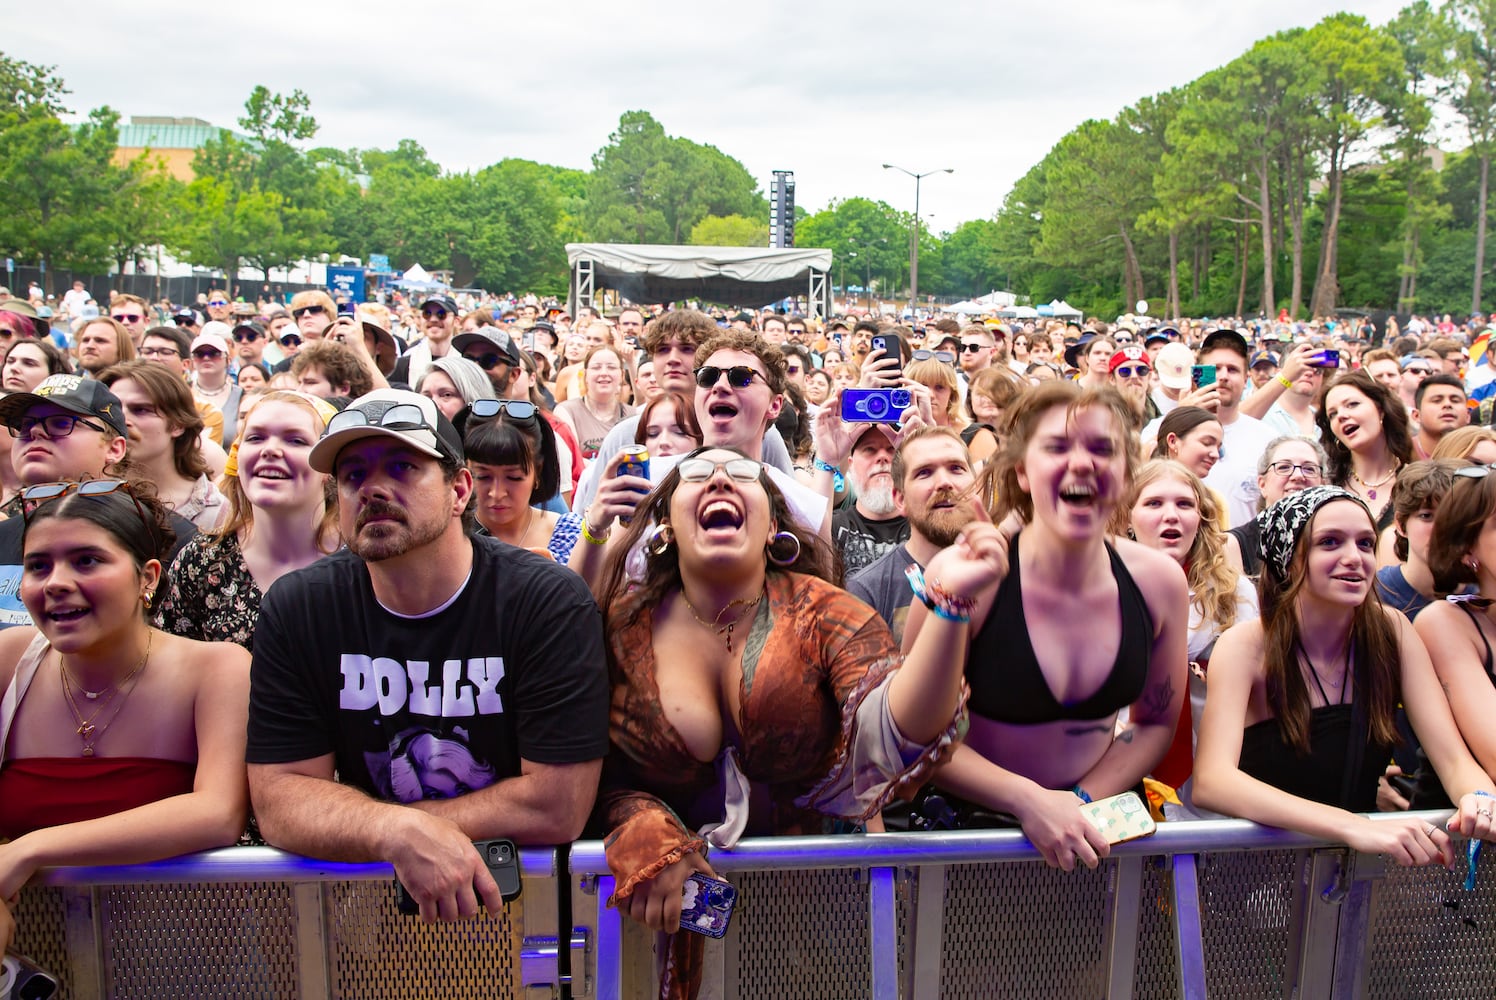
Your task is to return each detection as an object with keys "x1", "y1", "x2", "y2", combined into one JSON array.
[
  {"x1": 246, "y1": 536, "x2": 609, "y2": 803},
  {"x1": 832, "y1": 503, "x2": 909, "y2": 579}
]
